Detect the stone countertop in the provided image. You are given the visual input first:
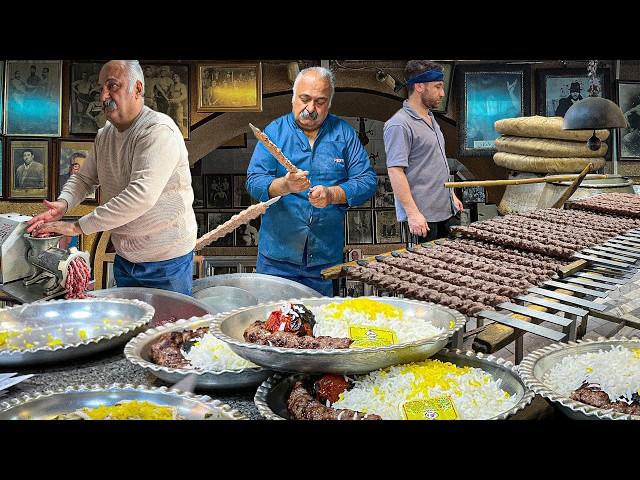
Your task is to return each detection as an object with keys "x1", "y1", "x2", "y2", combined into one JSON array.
[{"x1": 0, "y1": 349, "x2": 262, "y2": 420}]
